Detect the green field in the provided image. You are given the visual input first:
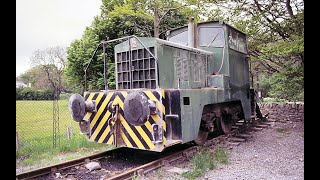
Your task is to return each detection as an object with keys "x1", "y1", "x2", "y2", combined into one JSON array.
[
  {"x1": 16, "y1": 100, "x2": 77, "y2": 141},
  {"x1": 16, "y1": 100, "x2": 110, "y2": 167}
]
